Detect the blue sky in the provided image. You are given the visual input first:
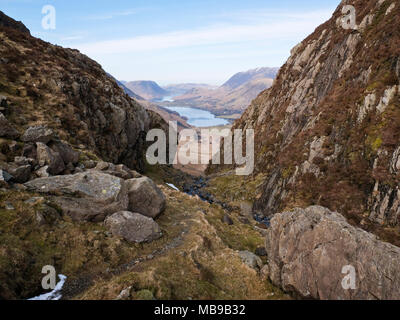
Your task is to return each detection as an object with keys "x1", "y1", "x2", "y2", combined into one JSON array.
[{"x1": 1, "y1": 0, "x2": 340, "y2": 85}]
